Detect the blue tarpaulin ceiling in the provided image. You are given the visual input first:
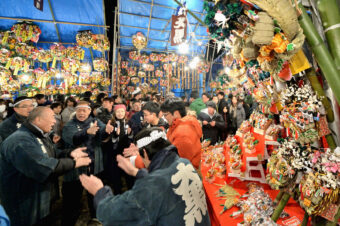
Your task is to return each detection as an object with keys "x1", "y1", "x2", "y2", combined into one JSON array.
[
  {"x1": 0, "y1": 0, "x2": 106, "y2": 60},
  {"x1": 118, "y1": 0, "x2": 209, "y2": 54}
]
